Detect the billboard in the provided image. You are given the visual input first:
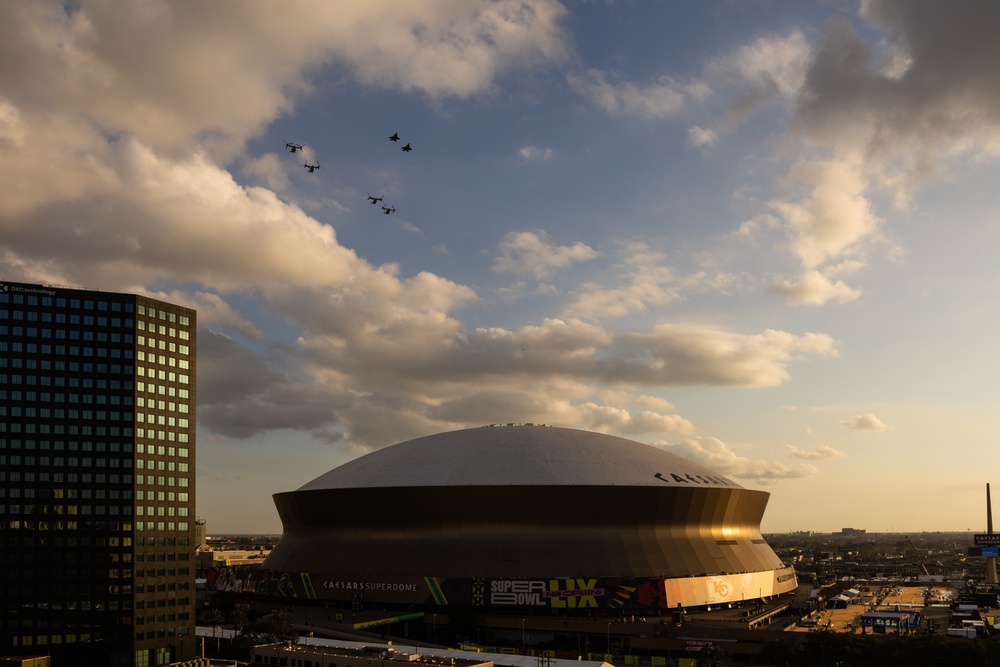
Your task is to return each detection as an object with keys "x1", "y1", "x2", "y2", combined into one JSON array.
[
  {"x1": 968, "y1": 547, "x2": 999, "y2": 557},
  {"x1": 662, "y1": 567, "x2": 796, "y2": 608},
  {"x1": 975, "y1": 534, "x2": 1000, "y2": 547},
  {"x1": 205, "y1": 566, "x2": 797, "y2": 611}
]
